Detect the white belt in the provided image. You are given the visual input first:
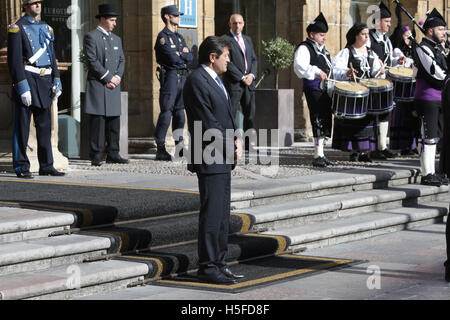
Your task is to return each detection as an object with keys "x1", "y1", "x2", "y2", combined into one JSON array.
[{"x1": 25, "y1": 65, "x2": 52, "y2": 76}]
